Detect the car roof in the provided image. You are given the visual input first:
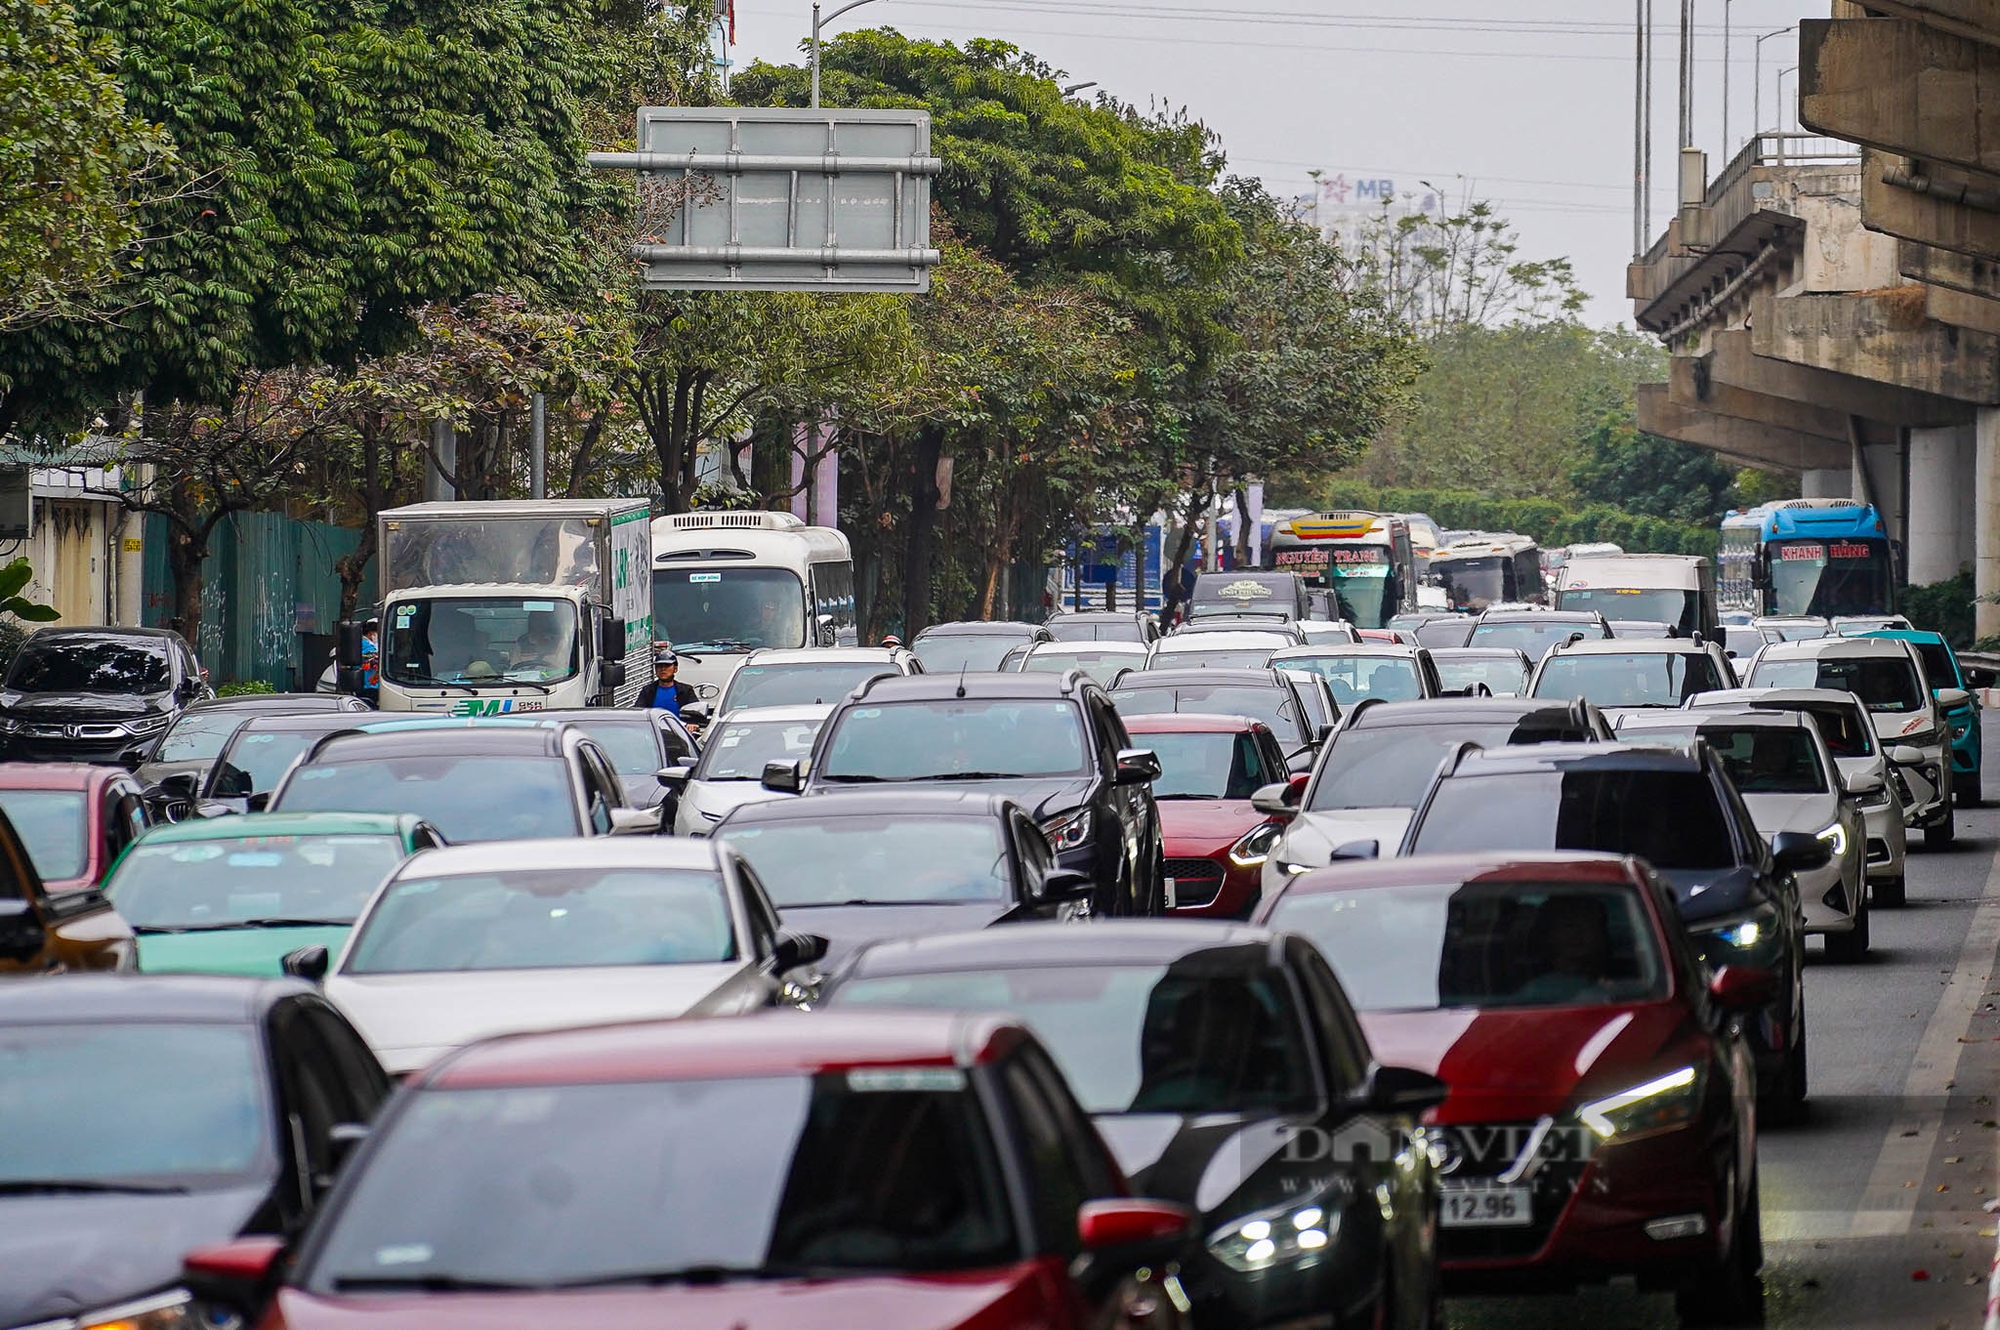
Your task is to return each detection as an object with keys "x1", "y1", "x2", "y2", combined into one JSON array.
[
  {"x1": 1026, "y1": 641, "x2": 1150, "y2": 655},
  {"x1": 307, "y1": 725, "x2": 570, "y2": 761},
  {"x1": 182, "y1": 694, "x2": 360, "y2": 714},
  {"x1": 1753, "y1": 637, "x2": 1913, "y2": 661},
  {"x1": 722, "y1": 789, "x2": 1020, "y2": 824},
  {"x1": 396, "y1": 837, "x2": 723, "y2": 877},
  {"x1": 231, "y1": 712, "x2": 381, "y2": 736},
  {"x1": 1864, "y1": 629, "x2": 1947, "y2": 645},
  {"x1": 1345, "y1": 697, "x2": 1594, "y2": 727},
  {"x1": 0, "y1": 973, "x2": 312, "y2": 1024},
  {"x1": 427, "y1": 1009, "x2": 1031, "y2": 1088},
  {"x1": 851, "y1": 673, "x2": 1086, "y2": 703},
  {"x1": 1430, "y1": 647, "x2": 1531, "y2": 660},
  {"x1": 1448, "y1": 740, "x2": 1702, "y2": 776},
  {"x1": 137, "y1": 811, "x2": 423, "y2": 844},
  {"x1": 1121, "y1": 712, "x2": 1267, "y2": 735},
  {"x1": 1622, "y1": 708, "x2": 1807, "y2": 732},
  {"x1": 1114, "y1": 668, "x2": 1284, "y2": 688},
  {"x1": 915, "y1": 621, "x2": 1043, "y2": 639},
  {"x1": 709, "y1": 703, "x2": 836, "y2": 723},
  {"x1": 844, "y1": 920, "x2": 1279, "y2": 977},
  {"x1": 739, "y1": 648, "x2": 904, "y2": 664},
  {"x1": 0, "y1": 763, "x2": 114, "y2": 792},
  {"x1": 1688, "y1": 687, "x2": 1864, "y2": 710},
  {"x1": 1476, "y1": 610, "x2": 1601, "y2": 623},
  {"x1": 1048, "y1": 611, "x2": 1146, "y2": 622},
  {"x1": 1271, "y1": 644, "x2": 1418, "y2": 660},
  {"x1": 1157, "y1": 631, "x2": 1292, "y2": 648},
  {"x1": 25, "y1": 626, "x2": 184, "y2": 643},
  {"x1": 1549, "y1": 638, "x2": 1711, "y2": 656},
  {"x1": 1282, "y1": 850, "x2": 1645, "y2": 895}
]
